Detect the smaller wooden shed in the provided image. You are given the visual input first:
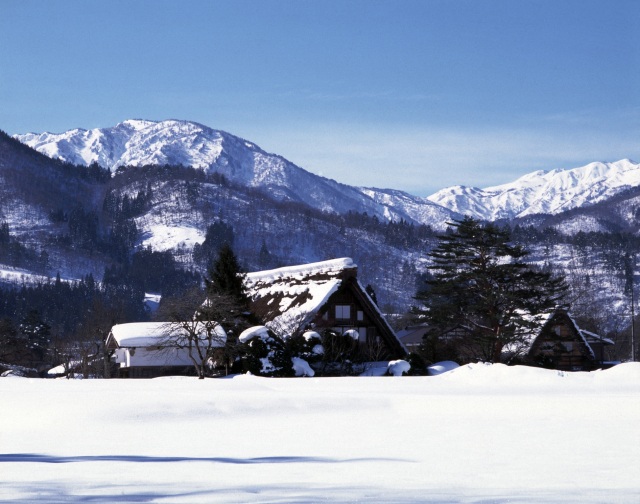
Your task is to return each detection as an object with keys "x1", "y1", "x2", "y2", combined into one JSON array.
[{"x1": 526, "y1": 310, "x2": 613, "y2": 371}]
